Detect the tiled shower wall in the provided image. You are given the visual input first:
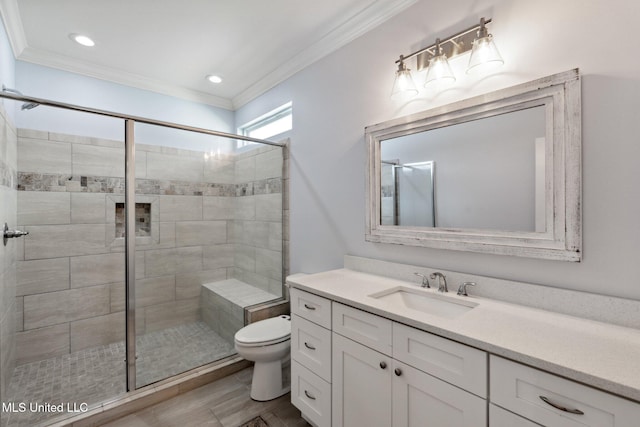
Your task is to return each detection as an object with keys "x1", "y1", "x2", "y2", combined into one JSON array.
[
  {"x1": 14, "y1": 129, "x2": 286, "y2": 365},
  {"x1": 0, "y1": 105, "x2": 17, "y2": 401},
  {"x1": 232, "y1": 145, "x2": 284, "y2": 295}
]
